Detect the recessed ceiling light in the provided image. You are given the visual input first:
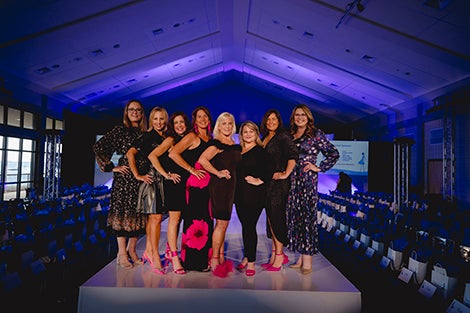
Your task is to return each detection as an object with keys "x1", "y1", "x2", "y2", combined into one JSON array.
[
  {"x1": 89, "y1": 49, "x2": 104, "y2": 57},
  {"x1": 361, "y1": 55, "x2": 375, "y2": 63},
  {"x1": 152, "y1": 28, "x2": 164, "y2": 35},
  {"x1": 36, "y1": 67, "x2": 51, "y2": 75},
  {"x1": 303, "y1": 31, "x2": 314, "y2": 39}
]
